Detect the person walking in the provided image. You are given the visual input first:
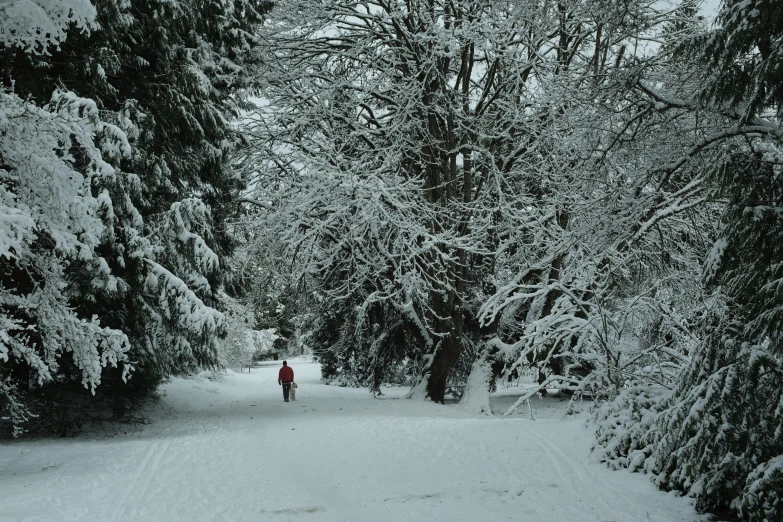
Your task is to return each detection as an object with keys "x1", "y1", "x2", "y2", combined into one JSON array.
[{"x1": 278, "y1": 361, "x2": 294, "y2": 402}]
